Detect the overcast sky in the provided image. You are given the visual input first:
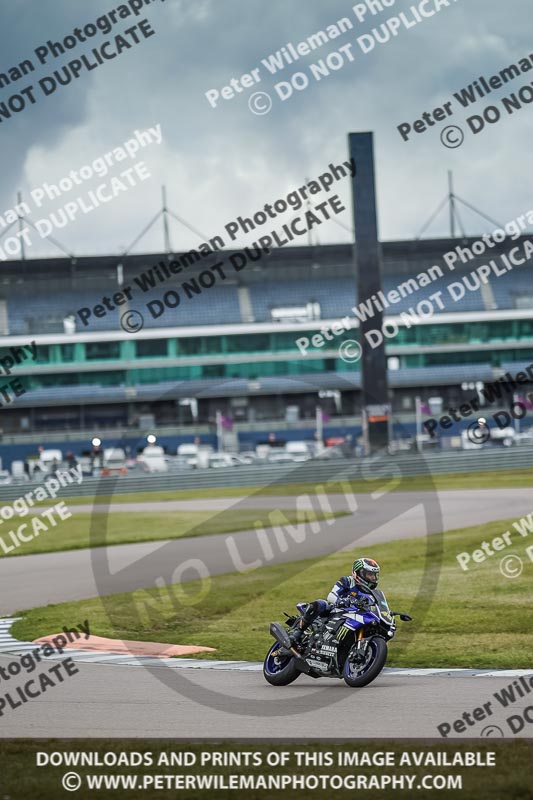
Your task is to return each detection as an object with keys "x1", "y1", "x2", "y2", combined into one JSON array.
[{"x1": 0, "y1": 0, "x2": 531, "y2": 258}]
